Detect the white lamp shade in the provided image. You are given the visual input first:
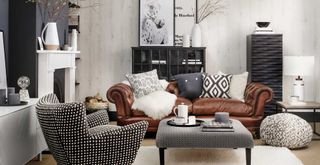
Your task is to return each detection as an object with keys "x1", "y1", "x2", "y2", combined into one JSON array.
[{"x1": 283, "y1": 56, "x2": 314, "y2": 76}]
